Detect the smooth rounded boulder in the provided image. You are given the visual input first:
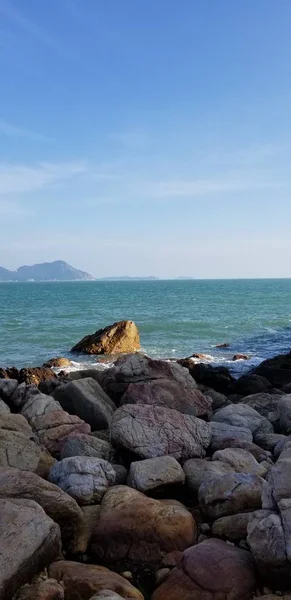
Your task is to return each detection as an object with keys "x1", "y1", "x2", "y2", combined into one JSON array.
[
  {"x1": 49, "y1": 561, "x2": 143, "y2": 600},
  {"x1": 209, "y1": 421, "x2": 253, "y2": 453},
  {"x1": 48, "y1": 456, "x2": 116, "y2": 504},
  {"x1": 212, "y1": 447, "x2": 268, "y2": 477},
  {"x1": 90, "y1": 485, "x2": 196, "y2": 563},
  {"x1": 212, "y1": 403, "x2": 273, "y2": 435},
  {"x1": 128, "y1": 456, "x2": 185, "y2": 494},
  {"x1": 183, "y1": 458, "x2": 234, "y2": 495},
  {"x1": 0, "y1": 498, "x2": 61, "y2": 600},
  {"x1": 152, "y1": 538, "x2": 257, "y2": 600},
  {"x1": 53, "y1": 378, "x2": 115, "y2": 430},
  {"x1": 199, "y1": 472, "x2": 263, "y2": 519},
  {"x1": 111, "y1": 404, "x2": 211, "y2": 461}
]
